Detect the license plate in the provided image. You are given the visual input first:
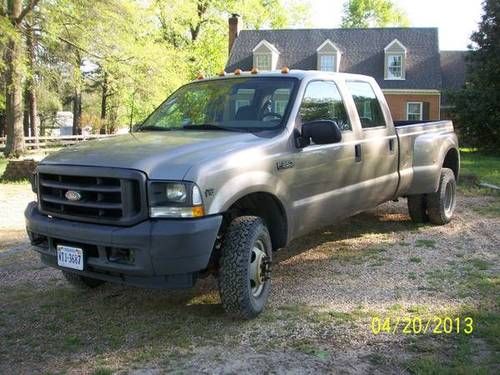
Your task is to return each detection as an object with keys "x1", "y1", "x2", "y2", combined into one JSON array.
[{"x1": 57, "y1": 245, "x2": 84, "y2": 270}]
